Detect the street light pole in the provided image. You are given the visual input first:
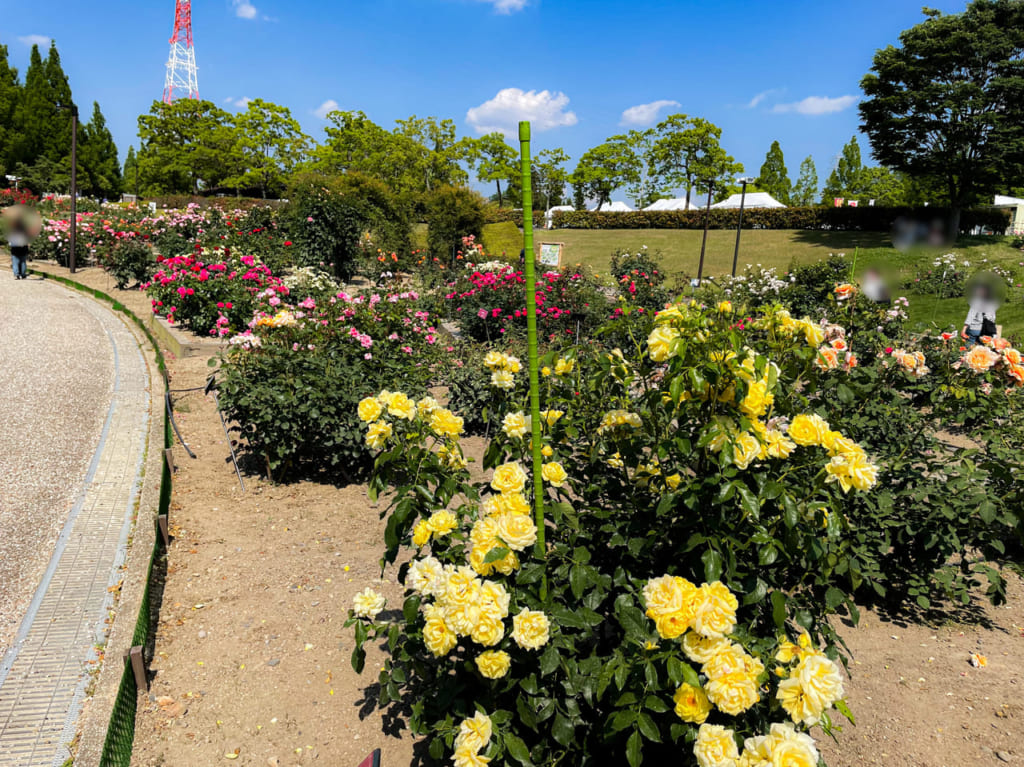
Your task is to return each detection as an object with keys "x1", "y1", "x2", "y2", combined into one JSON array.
[
  {"x1": 69, "y1": 103, "x2": 78, "y2": 274},
  {"x1": 731, "y1": 177, "x2": 755, "y2": 277},
  {"x1": 696, "y1": 183, "x2": 714, "y2": 284}
]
